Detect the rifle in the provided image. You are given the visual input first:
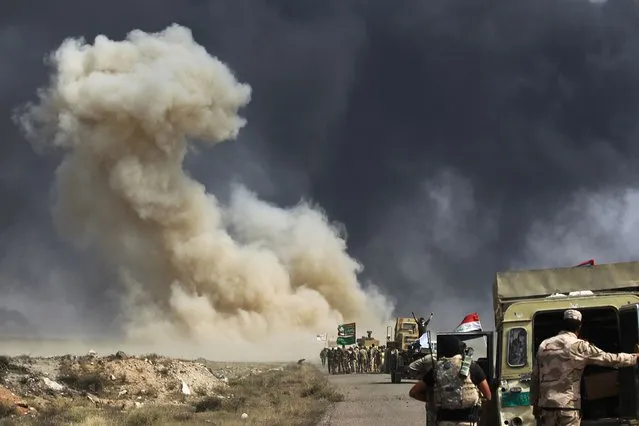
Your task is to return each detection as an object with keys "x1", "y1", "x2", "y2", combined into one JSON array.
[{"x1": 426, "y1": 313, "x2": 439, "y2": 423}]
